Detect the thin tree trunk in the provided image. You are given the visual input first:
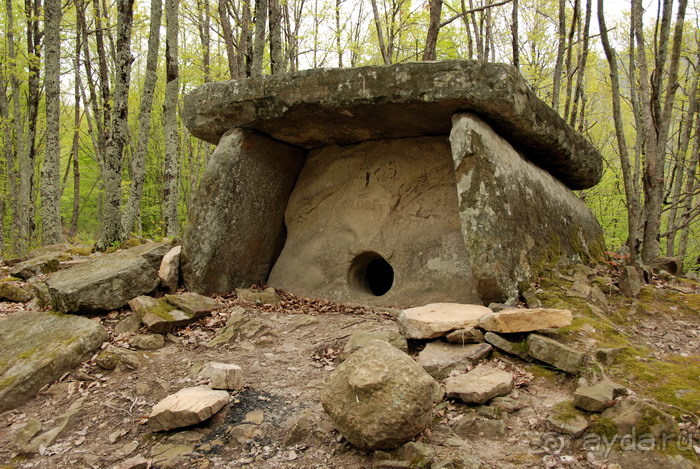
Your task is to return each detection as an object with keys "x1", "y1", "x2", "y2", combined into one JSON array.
[
  {"x1": 251, "y1": 0, "x2": 268, "y2": 75},
  {"x1": 511, "y1": 0, "x2": 518, "y2": 68},
  {"x1": 70, "y1": 34, "x2": 82, "y2": 238},
  {"x1": 551, "y1": 0, "x2": 566, "y2": 111},
  {"x1": 562, "y1": 0, "x2": 580, "y2": 122},
  {"x1": 93, "y1": 0, "x2": 112, "y2": 161},
  {"x1": 569, "y1": 0, "x2": 591, "y2": 129},
  {"x1": 196, "y1": 0, "x2": 211, "y2": 82},
  {"x1": 99, "y1": 0, "x2": 134, "y2": 249},
  {"x1": 370, "y1": 0, "x2": 390, "y2": 64},
  {"x1": 422, "y1": 0, "x2": 442, "y2": 61},
  {"x1": 0, "y1": 61, "x2": 9, "y2": 256},
  {"x1": 163, "y1": 0, "x2": 180, "y2": 237},
  {"x1": 41, "y1": 0, "x2": 64, "y2": 244},
  {"x1": 269, "y1": 0, "x2": 283, "y2": 74},
  {"x1": 241, "y1": 0, "x2": 252, "y2": 76},
  {"x1": 218, "y1": 0, "x2": 238, "y2": 78},
  {"x1": 122, "y1": 0, "x2": 162, "y2": 236},
  {"x1": 677, "y1": 113, "x2": 700, "y2": 260},
  {"x1": 335, "y1": 0, "x2": 343, "y2": 67}
]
